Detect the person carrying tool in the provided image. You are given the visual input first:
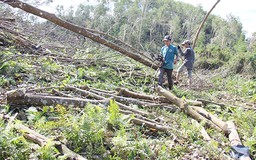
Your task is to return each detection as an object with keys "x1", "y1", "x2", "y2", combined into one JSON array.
[
  {"x1": 158, "y1": 35, "x2": 179, "y2": 90},
  {"x1": 175, "y1": 40, "x2": 195, "y2": 86}
]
